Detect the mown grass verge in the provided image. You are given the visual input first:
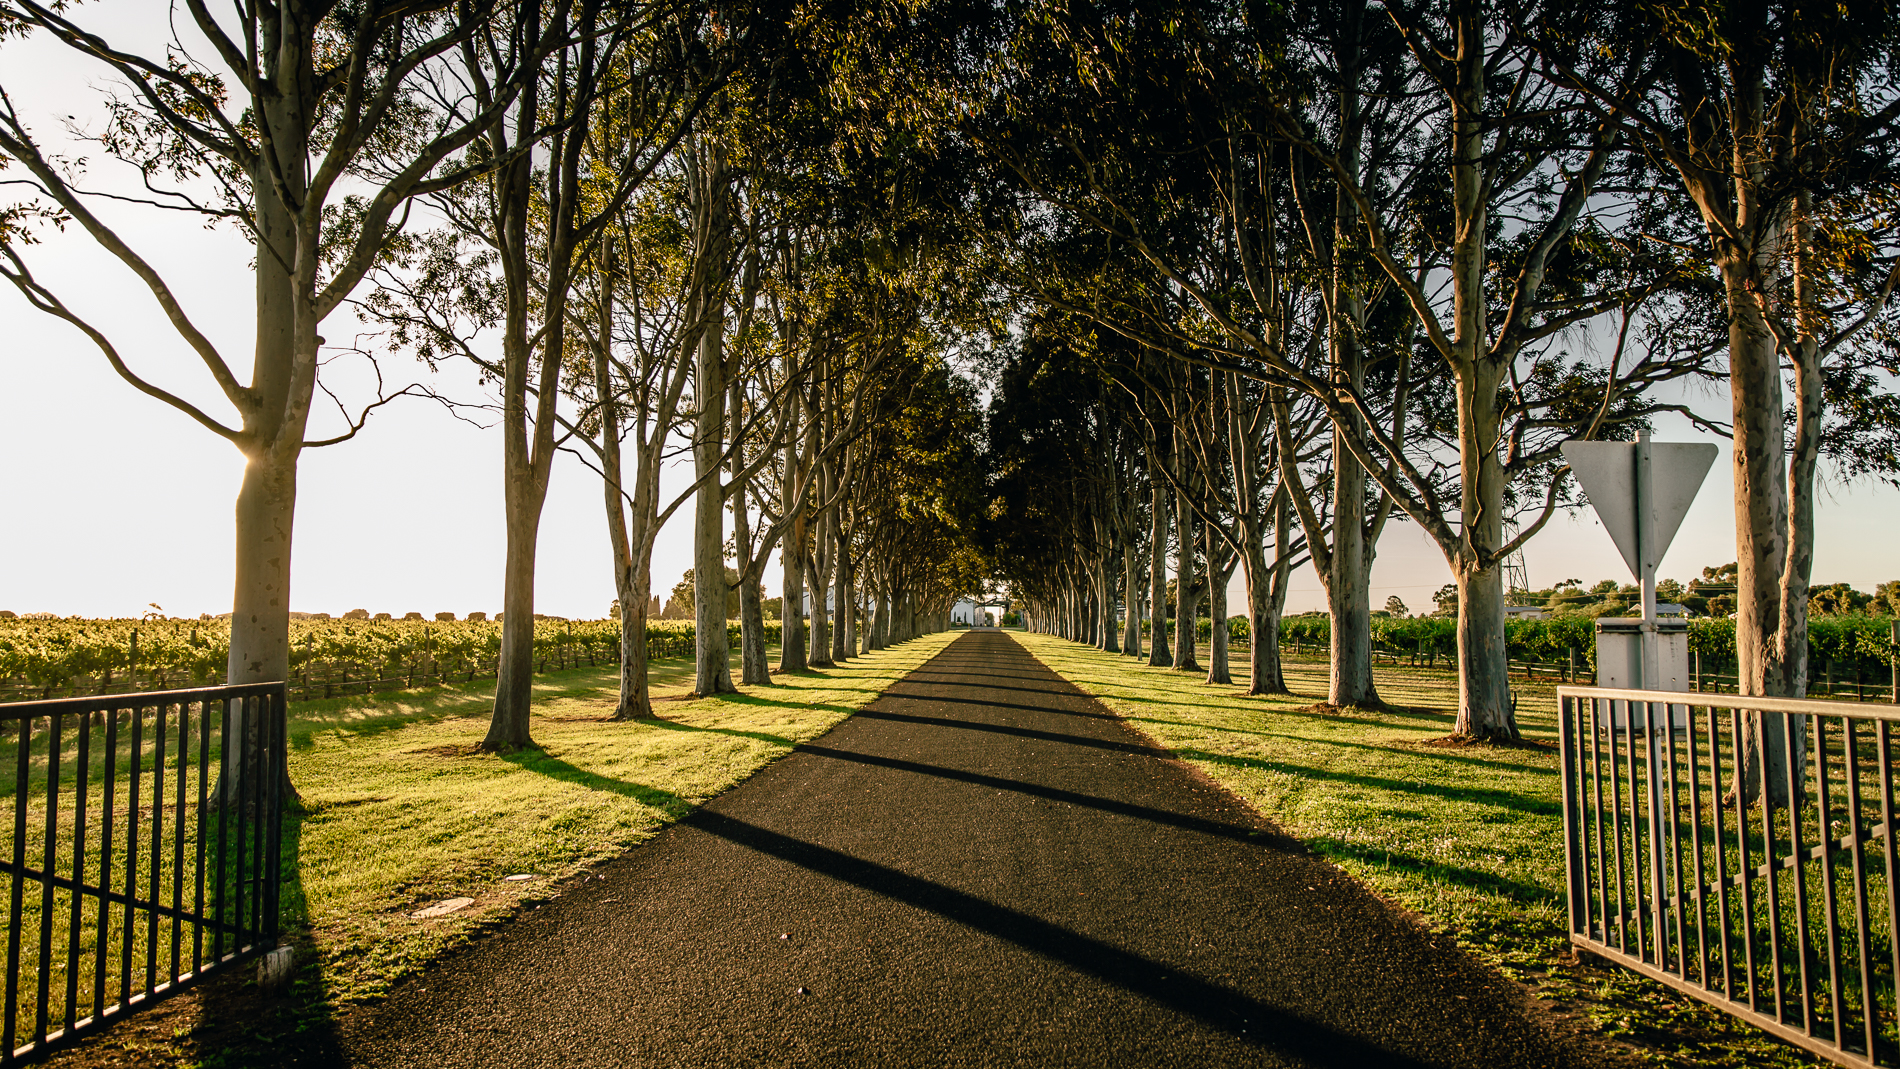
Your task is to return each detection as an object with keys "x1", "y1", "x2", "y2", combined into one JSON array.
[
  {"x1": 40, "y1": 631, "x2": 961, "y2": 1069},
  {"x1": 1012, "y1": 631, "x2": 1823, "y2": 1068}
]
